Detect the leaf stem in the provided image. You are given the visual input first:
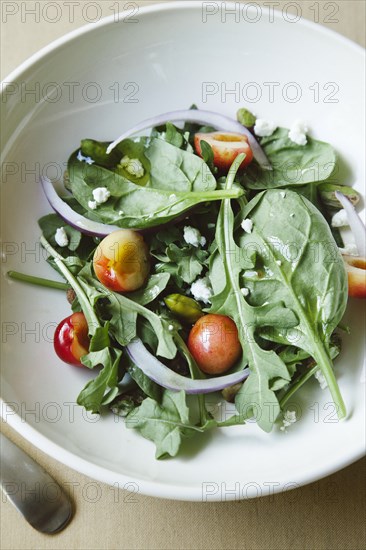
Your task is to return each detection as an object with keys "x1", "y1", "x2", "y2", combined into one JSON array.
[
  {"x1": 279, "y1": 364, "x2": 319, "y2": 409},
  {"x1": 313, "y1": 345, "x2": 346, "y2": 419},
  {"x1": 7, "y1": 271, "x2": 69, "y2": 290},
  {"x1": 40, "y1": 235, "x2": 100, "y2": 334},
  {"x1": 173, "y1": 332, "x2": 210, "y2": 425}
]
